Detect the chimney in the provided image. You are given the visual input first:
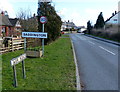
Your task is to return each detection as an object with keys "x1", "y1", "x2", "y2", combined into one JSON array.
[
  {"x1": 112, "y1": 13, "x2": 114, "y2": 16},
  {"x1": 33, "y1": 13, "x2": 36, "y2": 17},
  {"x1": 1, "y1": 11, "x2": 4, "y2": 16},
  {"x1": 4, "y1": 11, "x2": 9, "y2": 17},
  {"x1": 115, "y1": 11, "x2": 117, "y2": 14}
]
